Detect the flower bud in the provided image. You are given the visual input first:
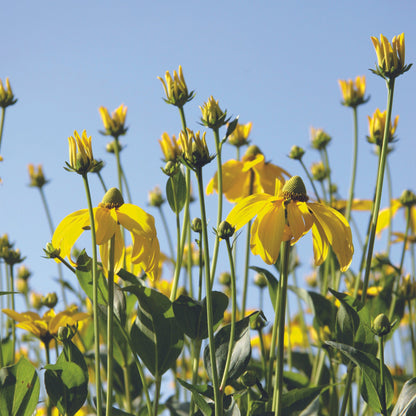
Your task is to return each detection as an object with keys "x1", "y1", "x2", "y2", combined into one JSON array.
[
  {"x1": 148, "y1": 186, "x2": 165, "y2": 208},
  {"x1": 57, "y1": 325, "x2": 76, "y2": 342},
  {"x1": 0, "y1": 78, "x2": 17, "y2": 108},
  {"x1": 99, "y1": 104, "x2": 128, "y2": 137},
  {"x1": 242, "y1": 145, "x2": 263, "y2": 161},
  {"x1": 158, "y1": 66, "x2": 194, "y2": 108},
  {"x1": 200, "y1": 96, "x2": 230, "y2": 129},
  {"x1": 41, "y1": 292, "x2": 58, "y2": 308},
  {"x1": 218, "y1": 272, "x2": 231, "y2": 286},
  {"x1": 372, "y1": 313, "x2": 391, "y2": 336},
  {"x1": 399, "y1": 190, "x2": 416, "y2": 207},
  {"x1": 253, "y1": 273, "x2": 267, "y2": 288},
  {"x1": 17, "y1": 265, "x2": 31, "y2": 281},
  {"x1": 288, "y1": 145, "x2": 305, "y2": 160},
  {"x1": 217, "y1": 221, "x2": 235, "y2": 240},
  {"x1": 162, "y1": 161, "x2": 180, "y2": 177},
  {"x1": 106, "y1": 139, "x2": 124, "y2": 154},
  {"x1": 44, "y1": 242, "x2": 61, "y2": 259},
  {"x1": 227, "y1": 122, "x2": 252, "y2": 148},
  {"x1": 28, "y1": 164, "x2": 48, "y2": 188},
  {"x1": 310, "y1": 162, "x2": 329, "y2": 182},
  {"x1": 30, "y1": 292, "x2": 43, "y2": 310},
  {"x1": 191, "y1": 217, "x2": 202, "y2": 233},
  {"x1": 250, "y1": 313, "x2": 267, "y2": 330},
  {"x1": 310, "y1": 127, "x2": 331, "y2": 150},
  {"x1": 16, "y1": 278, "x2": 28, "y2": 294}
]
